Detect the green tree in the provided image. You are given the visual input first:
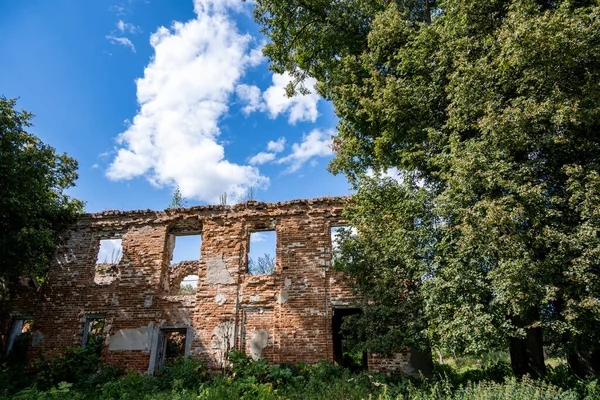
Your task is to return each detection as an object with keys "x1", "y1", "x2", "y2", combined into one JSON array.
[
  {"x1": 248, "y1": 253, "x2": 276, "y2": 275},
  {"x1": 168, "y1": 186, "x2": 187, "y2": 209},
  {"x1": 0, "y1": 97, "x2": 83, "y2": 285},
  {"x1": 255, "y1": 0, "x2": 600, "y2": 378},
  {"x1": 332, "y1": 175, "x2": 437, "y2": 355}
]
